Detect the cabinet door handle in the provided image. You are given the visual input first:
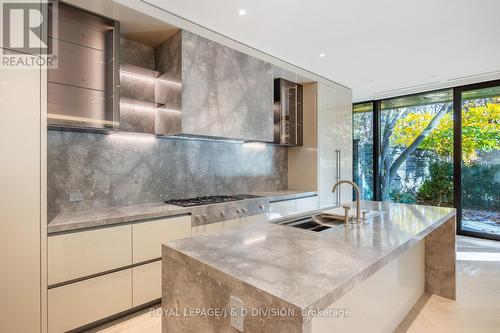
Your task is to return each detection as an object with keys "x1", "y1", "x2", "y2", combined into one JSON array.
[{"x1": 335, "y1": 150, "x2": 341, "y2": 205}]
